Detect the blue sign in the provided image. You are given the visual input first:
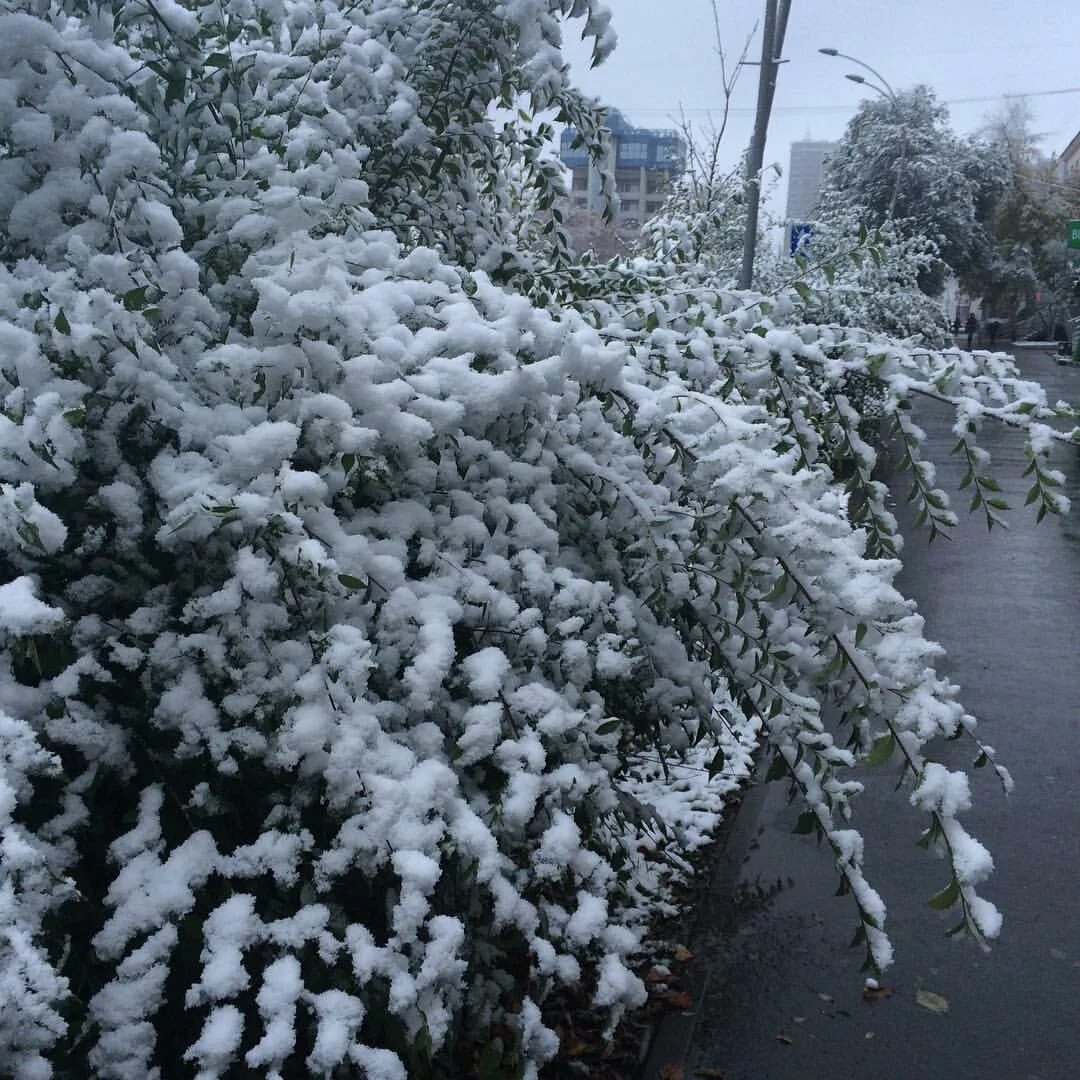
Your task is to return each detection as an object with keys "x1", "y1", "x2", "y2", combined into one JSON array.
[{"x1": 790, "y1": 222, "x2": 813, "y2": 256}]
